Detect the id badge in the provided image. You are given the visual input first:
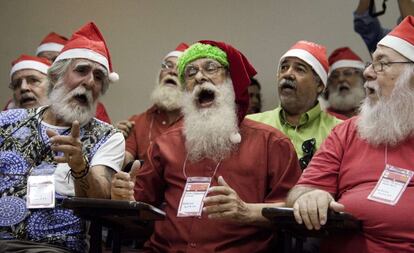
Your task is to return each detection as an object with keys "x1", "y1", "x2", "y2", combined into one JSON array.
[
  {"x1": 177, "y1": 177, "x2": 211, "y2": 217},
  {"x1": 27, "y1": 175, "x2": 55, "y2": 208},
  {"x1": 368, "y1": 164, "x2": 413, "y2": 205}
]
